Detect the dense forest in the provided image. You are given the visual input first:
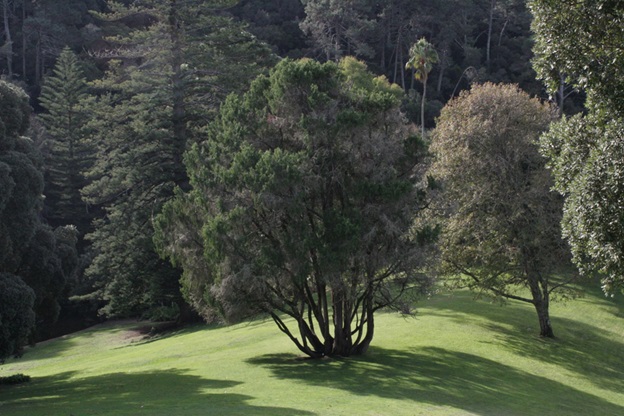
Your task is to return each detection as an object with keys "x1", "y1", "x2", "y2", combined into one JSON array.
[{"x1": 1, "y1": 0, "x2": 621, "y2": 360}]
